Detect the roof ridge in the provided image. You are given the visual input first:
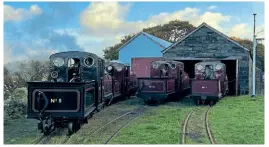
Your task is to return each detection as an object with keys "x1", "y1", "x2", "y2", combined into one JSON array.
[
  {"x1": 118, "y1": 31, "x2": 172, "y2": 51},
  {"x1": 162, "y1": 22, "x2": 250, "y2": 53},
  {"x1": 142, "y1": 32, "x2": 172, "y2": 44}
]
